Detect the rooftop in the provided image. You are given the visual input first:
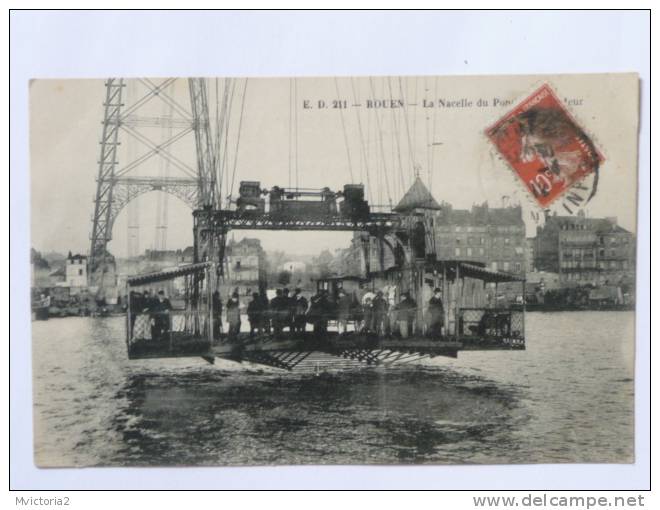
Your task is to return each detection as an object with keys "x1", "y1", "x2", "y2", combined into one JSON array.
[
  {"x1": 393, "y1": 177, "x2": 441, "y2": 213},
  {"x1": 544, "y1": 214, "x2": 632, "y2": 234},
  {"x1": 435, "y1": 202, "x2": 524, "y2": 227}
]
